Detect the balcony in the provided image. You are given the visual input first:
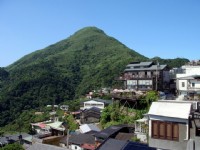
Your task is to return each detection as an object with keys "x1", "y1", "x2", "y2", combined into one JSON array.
[
  {"x1": 117, "y1": 75, "x2": 159, "y2": 80},
  {"x1": 187, "y1": 87, "x2": 200, "y2": 91}
]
